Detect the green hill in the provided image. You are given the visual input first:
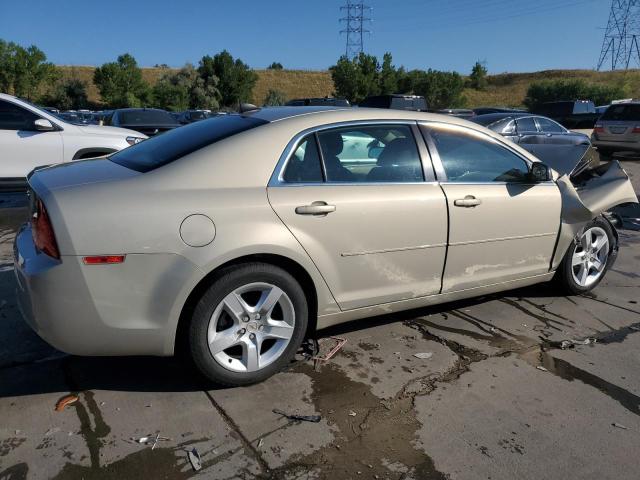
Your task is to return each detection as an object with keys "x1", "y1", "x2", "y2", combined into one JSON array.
[{"x1": 56, "y1": 66, "x2": 640, "y2": 108}]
